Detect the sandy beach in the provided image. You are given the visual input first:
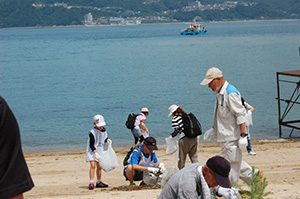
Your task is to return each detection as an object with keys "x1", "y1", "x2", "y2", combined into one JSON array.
[{"x1": 24, "y1": 139, "x2": 300, "y2": 199}]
